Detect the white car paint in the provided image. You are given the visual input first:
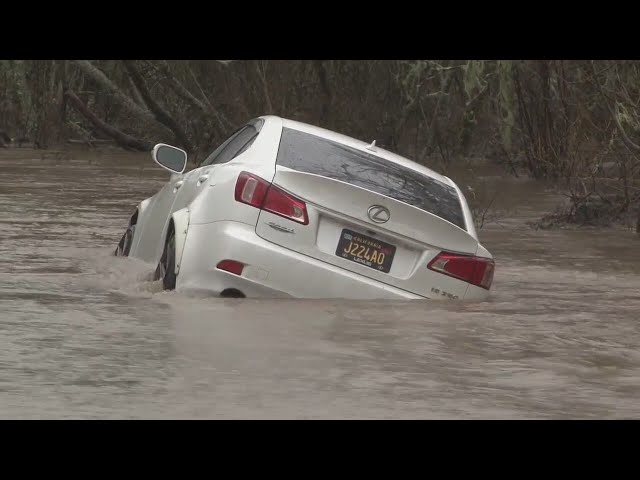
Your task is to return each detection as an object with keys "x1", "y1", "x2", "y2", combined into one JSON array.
[{"x1": 118, "y1": 115, "x2": 494, "y2": 300}]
